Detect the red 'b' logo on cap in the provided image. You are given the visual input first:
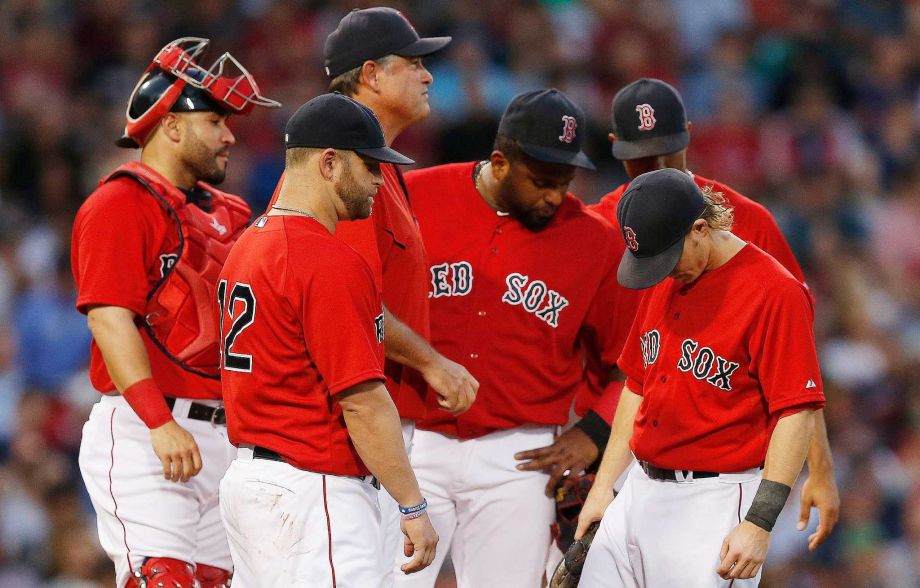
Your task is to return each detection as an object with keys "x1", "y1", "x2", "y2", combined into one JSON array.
[
  {"x1": 559, "y1": 115, "x2": 577, "y2": 143},
  {"x1": 636, "y1": 104, "x2": 656, "y2": 131},
  {"x1": 624, "y1": 226, "x2": 639, "y2": 251}
]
